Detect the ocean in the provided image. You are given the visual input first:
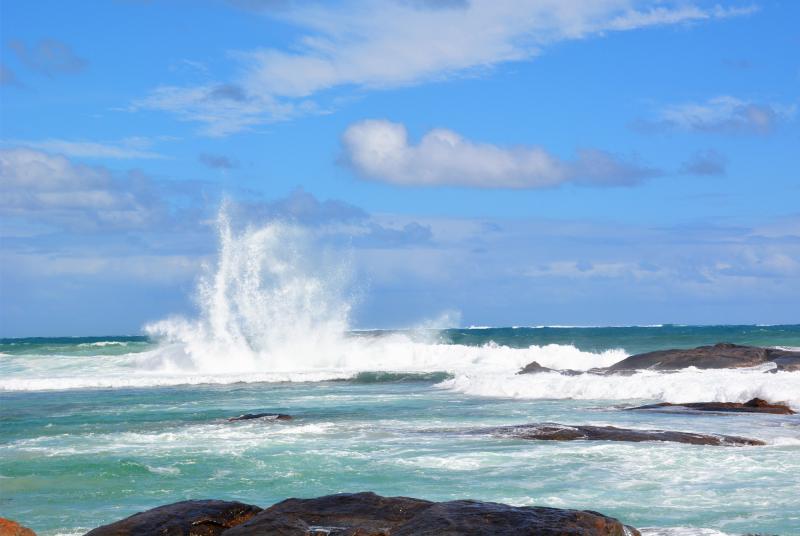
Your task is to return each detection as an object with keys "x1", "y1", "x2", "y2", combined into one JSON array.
[
  {"x1": 2, "y1": 325, "x2": 799, "y2": 536},
  {"x1": 1, "y1": 220, "x2": 799, "y2": 535}
]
